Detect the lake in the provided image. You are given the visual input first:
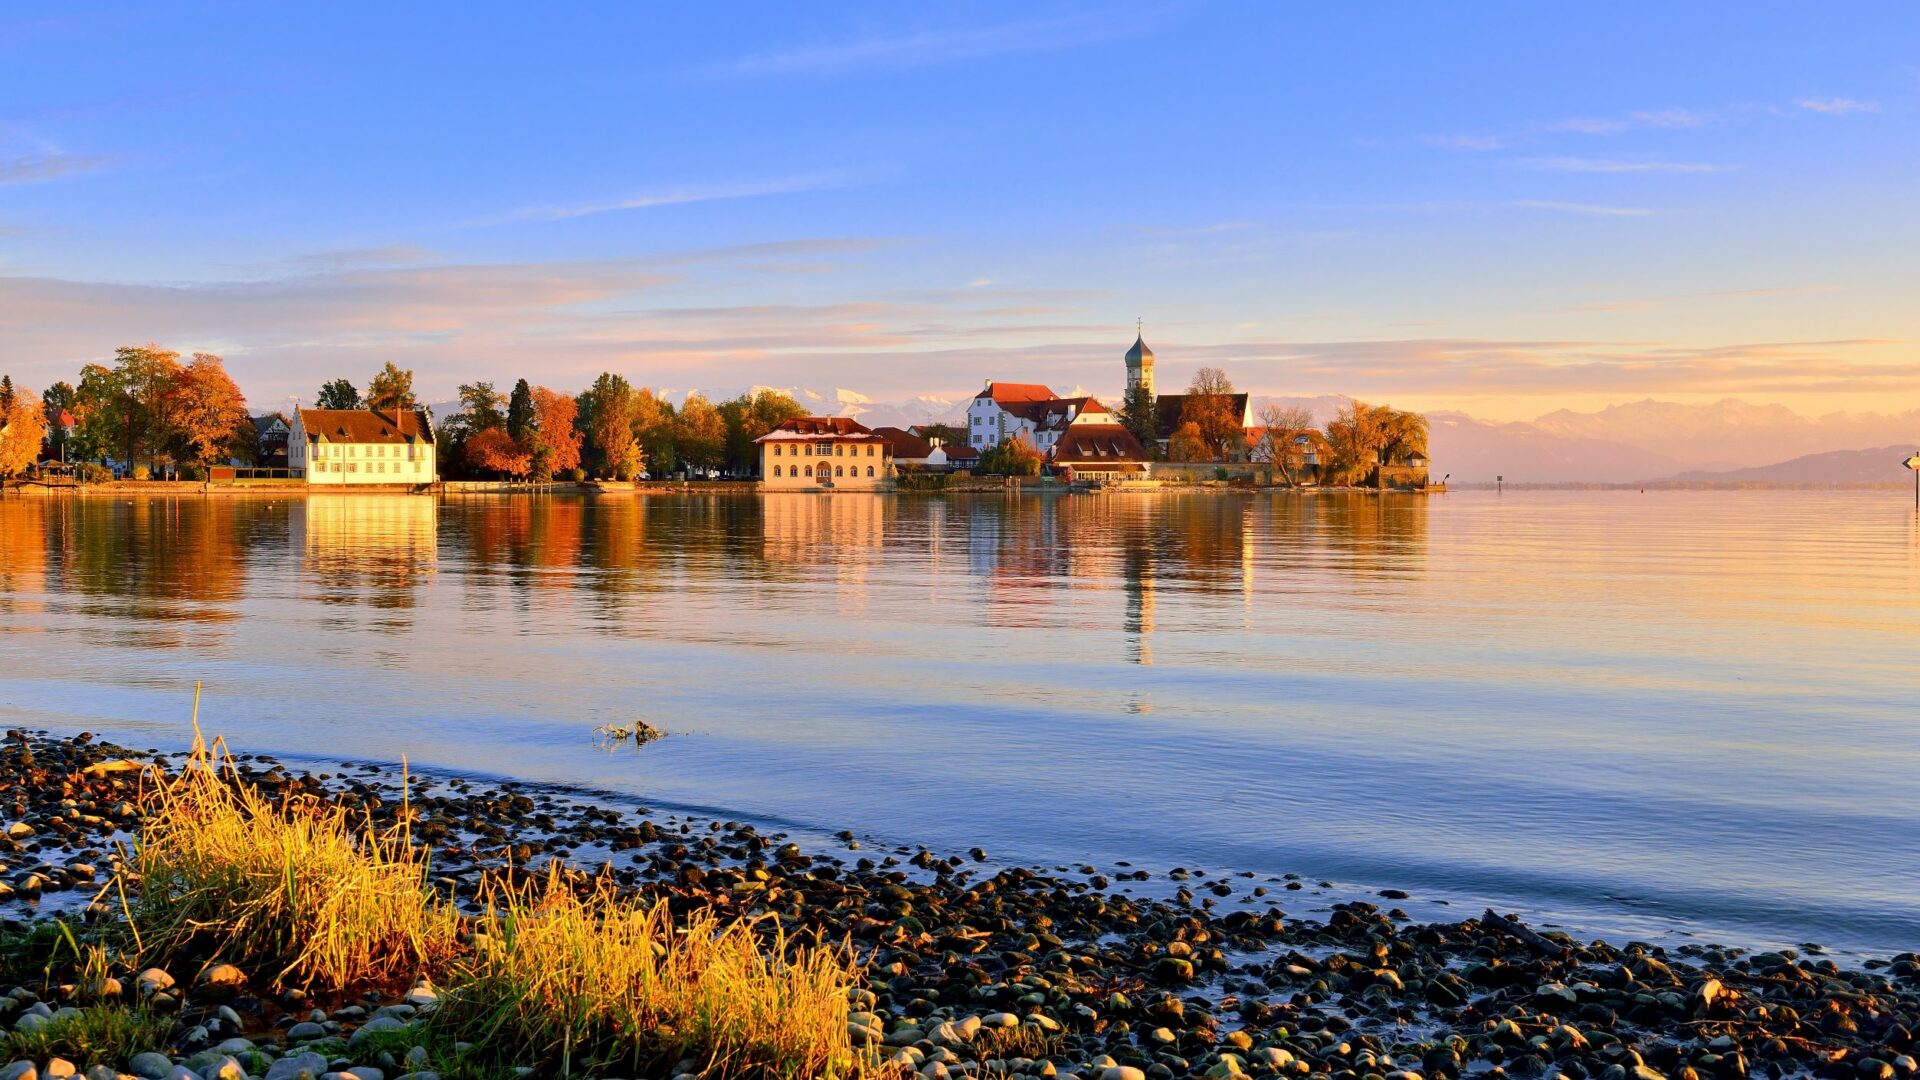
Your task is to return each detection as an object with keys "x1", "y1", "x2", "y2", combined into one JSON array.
[{"x1": 1, "y1": 489, "x2": 1917, "y2": 958}]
